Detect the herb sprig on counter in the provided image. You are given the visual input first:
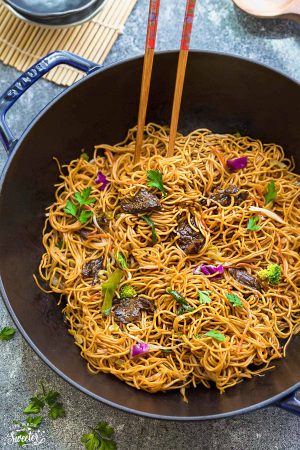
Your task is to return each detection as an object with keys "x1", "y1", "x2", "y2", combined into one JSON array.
[
  {"x1": 13, "y1": 381, "x2": 65, "y2": 447},
  {"x1": 0, "y1": 326, "x2": 15, "y2": 341},
  {"x1": 81, "y1": 421, "x2": 117, "y2": 450}
]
